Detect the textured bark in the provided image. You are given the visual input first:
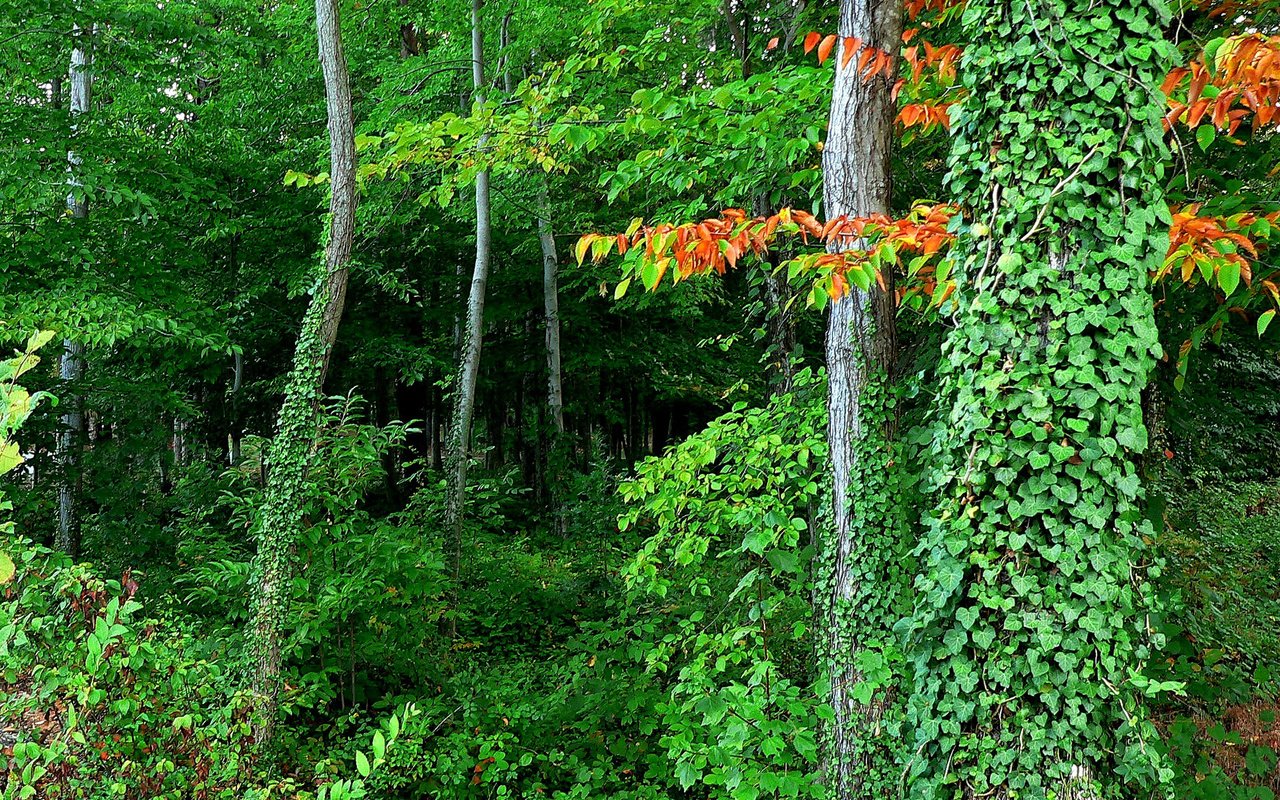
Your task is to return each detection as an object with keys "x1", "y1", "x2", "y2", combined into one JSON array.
[
  {"x1": 55, "y1": 24, "x2": 94, "y2": 559},
  {"x1": 537, "y1": 181, "x2": 565, "y2": 437},
  {"x1": 817, "y1": 0, "x2": 902, "y2": 796},
  {"x1": 443, "y1": 0, "x2": 492, "y2": 628},
  {"x1": 249, "y1": 0, "x2": 357, "y2": 746},
  {"x1": 536, "y1": 181, "x2": 568, "y2": 531},
  {"x1": 753, "y1": 193, "x2": 797, "y2": 393},
  {"x1": 498, "y1": 11, "x2": 515, "y2": 94},
  {"x1": 55, "y1": 340, "x2": 83, "y2": 556},
  {"x1": 229, "y1": 349, "x2": 243, "y2": 466}
]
